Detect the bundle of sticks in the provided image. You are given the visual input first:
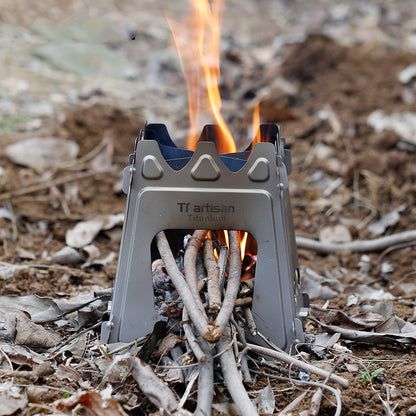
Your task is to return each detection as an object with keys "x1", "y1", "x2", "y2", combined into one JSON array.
[{"x1": 142, "y1": 229, "x2": 348, "y2": 416}]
